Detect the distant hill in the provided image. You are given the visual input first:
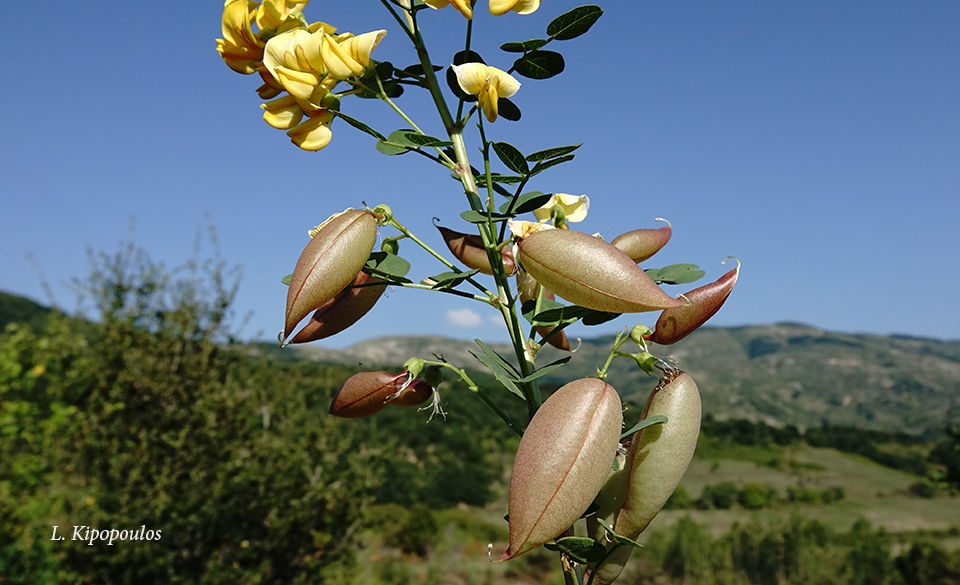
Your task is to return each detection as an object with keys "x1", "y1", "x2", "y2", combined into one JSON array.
[
  {"x1": 280, "y1": 323, "x2": 960, "y2": 433},
  {"x1": 0, "y1": 290, "x2": 52, "y2": 331}
]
